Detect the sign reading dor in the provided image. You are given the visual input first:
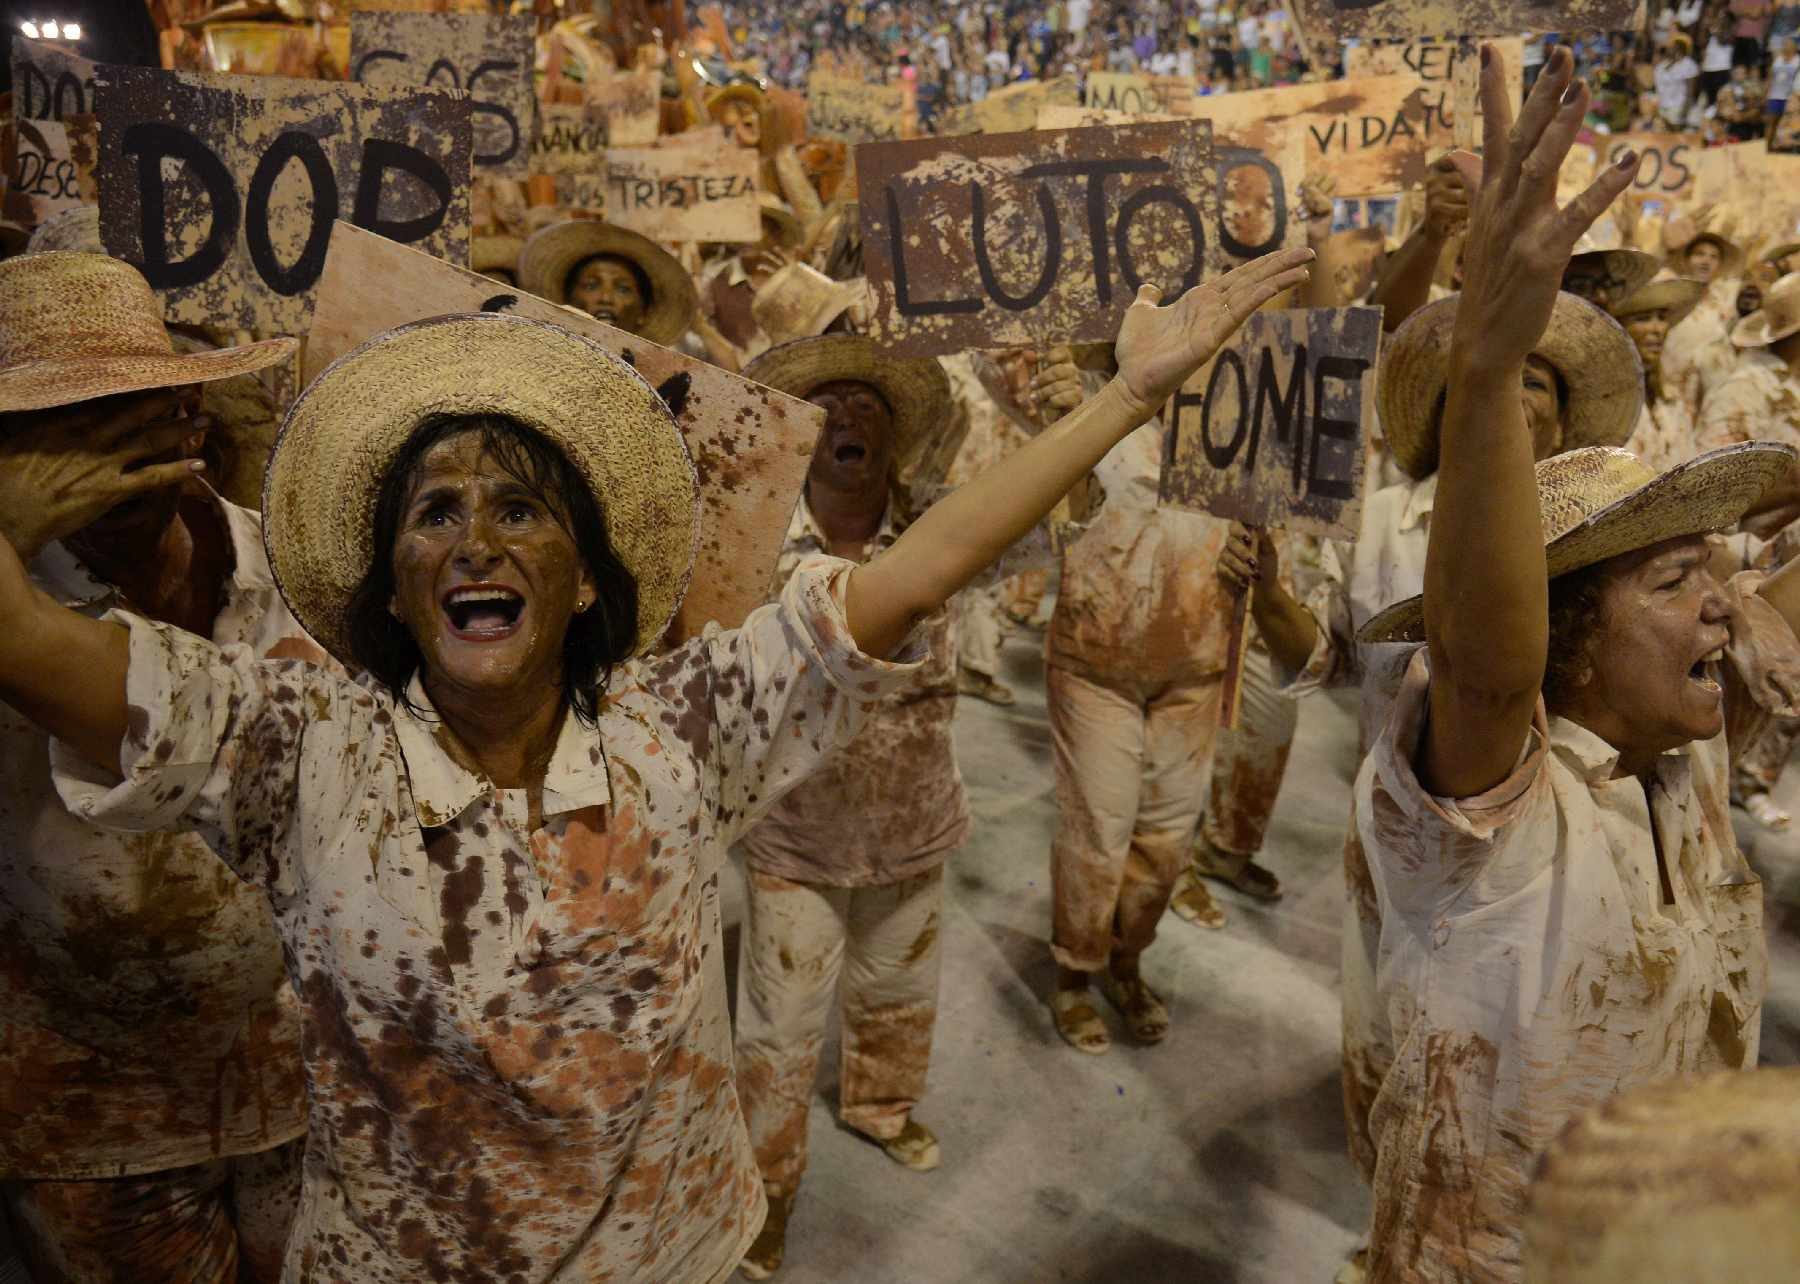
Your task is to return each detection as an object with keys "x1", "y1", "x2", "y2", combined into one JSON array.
[{"x1": 857, "y1": 121, "x2": 1223, "y2": 357}]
